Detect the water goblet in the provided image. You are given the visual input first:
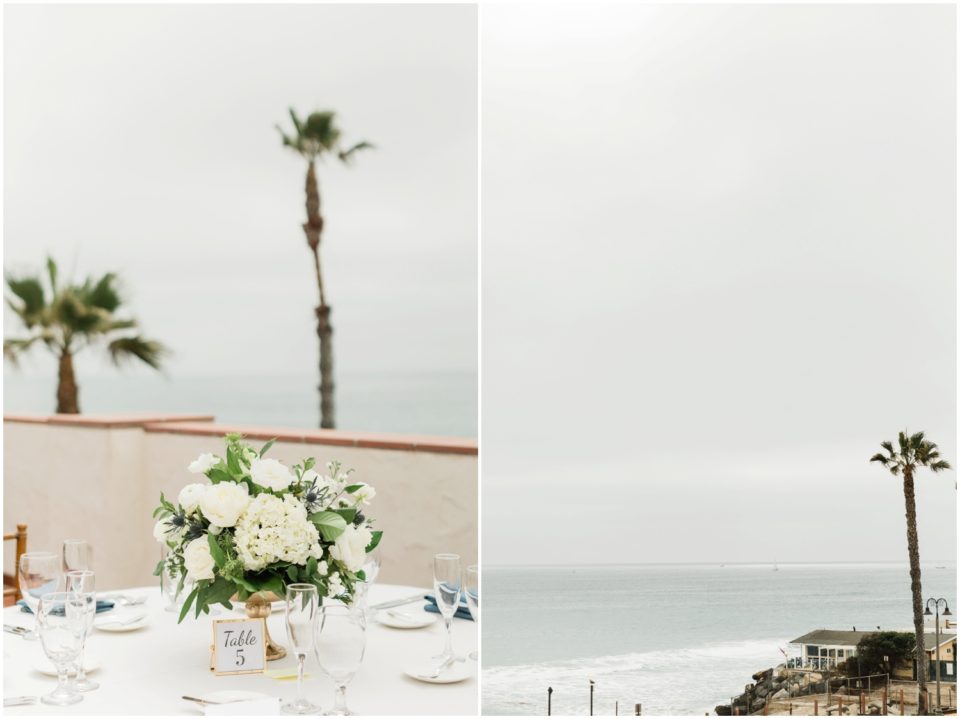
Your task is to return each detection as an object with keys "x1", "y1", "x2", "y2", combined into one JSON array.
[
  {"x1": 65, "y1": 570, "x2": 98, "y2": 692},
  {"x1": 159, "y1": 545, "x2": 189, "y2": 612},
  {"x1": 353, "y1": 547, "x2": 382, "y2": 617},
  {"x1": 465, "y1": 564, "x2": 479, "y2": 661},
  {"x1": 37, "y1": 592, "x2": 85, "y2": 706},
  {"x1": 314, "y1": 604, "x2": 366, "y2": 716},
  {"x1": 19, "y1": 552, "x2": 61, "y2": 640},
  {"x1": 282, "y1": 584, "x2": 320, "y2": 715},
  {"x1": 62, "y1": 539, "x2": 91, "y2": 573},
  {"x1": 432, "y1": 553, "x2": 462, "y2": 664}
]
